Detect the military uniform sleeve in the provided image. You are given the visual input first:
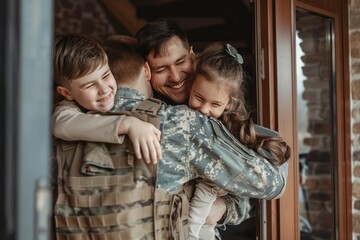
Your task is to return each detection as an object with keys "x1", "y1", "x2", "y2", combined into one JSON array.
[
  {"x1": 188, "y1": 114, "x2": 288, "y2": 200},
  {"x1": 217, "y1": 194, "x2": 252, "y2": 228},
  {"x1": 218, "y1": 127, "x2": 290, "y2": 226},
  {"x1": 52, "y1": 100, "x2": 124, "y2": 144}
]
